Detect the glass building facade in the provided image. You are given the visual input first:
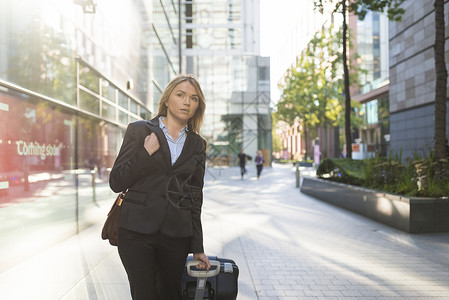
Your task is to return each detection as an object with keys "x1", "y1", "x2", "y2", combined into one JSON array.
[
  {"x1": 357, "y1": 12, "x2": 389, "y2": 93},
  {"x1": 353, "y1": 11, "x2": 391, "y2": 157},
  {"x1": 181, "y1": 0, "x2": 272, "y2": 166},
  {"x1": 0, "y1": 0, "x2": 178, "y2": 271}
]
